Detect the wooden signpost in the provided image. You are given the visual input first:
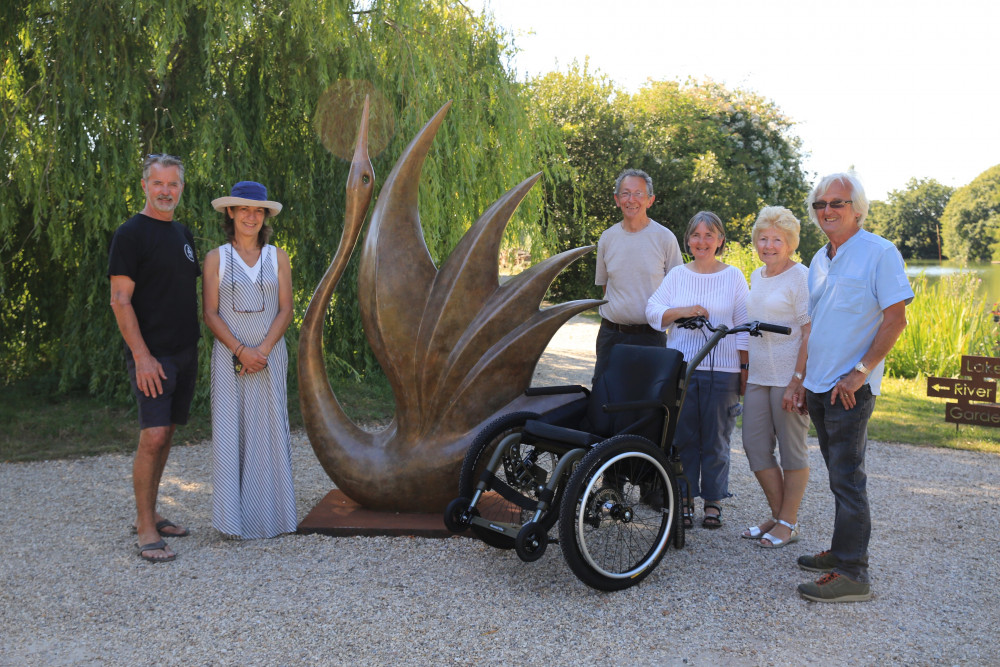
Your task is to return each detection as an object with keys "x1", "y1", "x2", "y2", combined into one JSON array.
[{"x1": 927, "y1": 355, "x2": 1000, "y2": 428}]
